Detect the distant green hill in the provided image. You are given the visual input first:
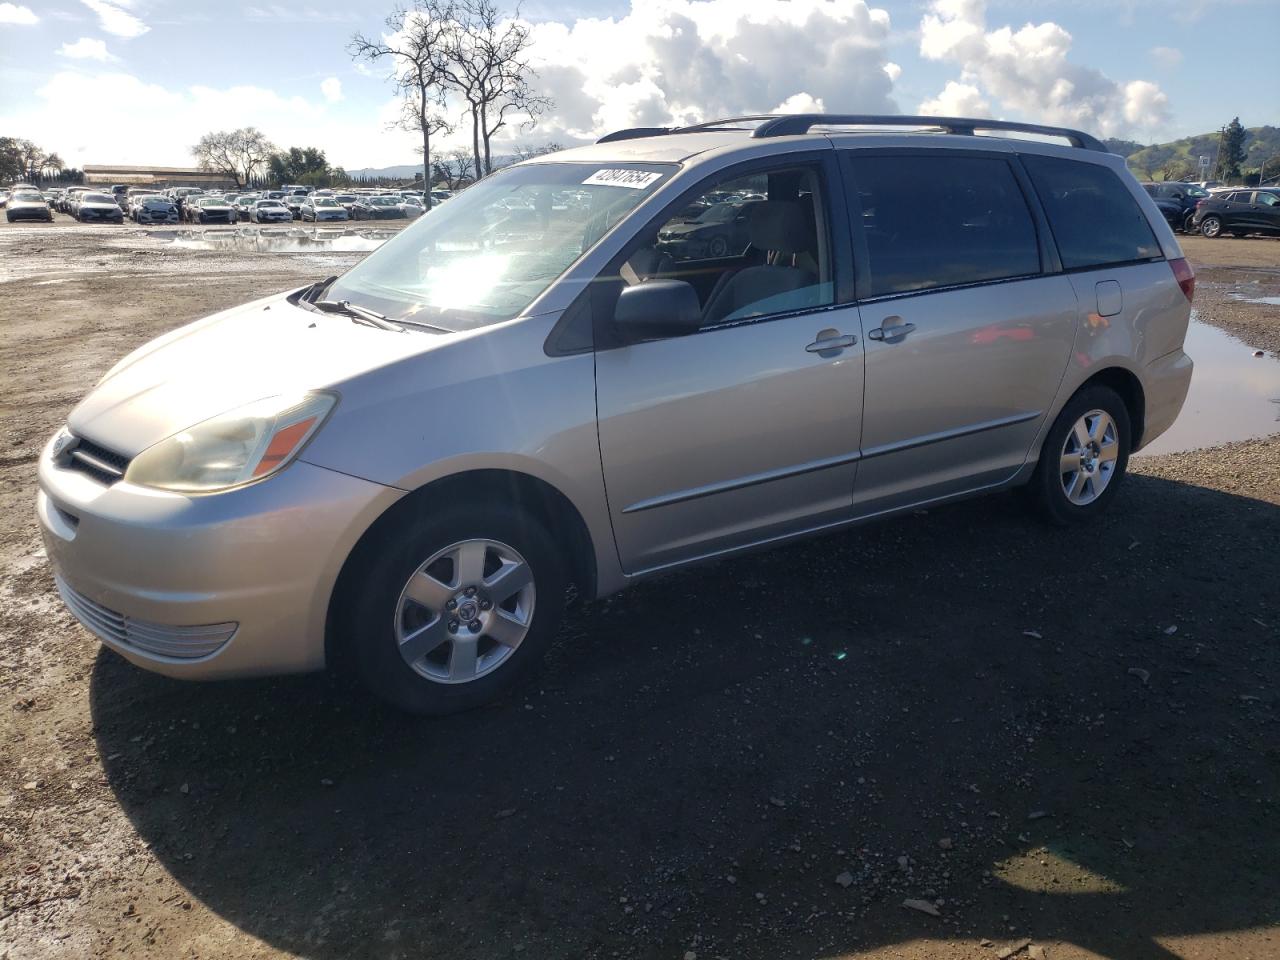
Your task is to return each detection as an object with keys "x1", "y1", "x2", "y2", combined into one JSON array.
[{"x1": 1112, "y1": 126, "x2": 1280, "y2": 181}]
